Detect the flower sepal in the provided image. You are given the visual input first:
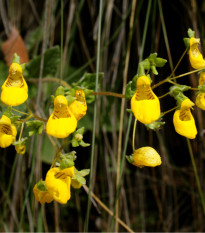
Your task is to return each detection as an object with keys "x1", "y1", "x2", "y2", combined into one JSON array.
[
  {"x1": 58, "y1": 151, "x2": 77, "y2": 169},
  {"x1": 71, "y1": 168, "x2": 90, "y2": 189},
  {"x1": 126, "y1": 154, "x2": 134, "y2": 164},
  {"x1": 37, "y1": 179, "x2": 47, "y2": 192},
  {"x1": 145, "y1": 116, "x2": 165, "y2": 131}
]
